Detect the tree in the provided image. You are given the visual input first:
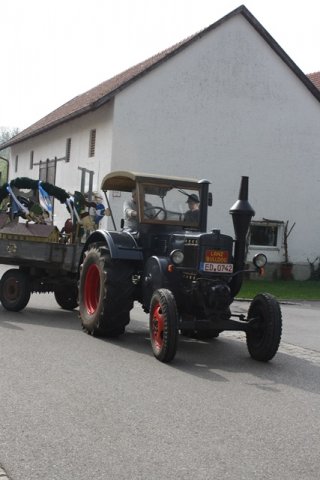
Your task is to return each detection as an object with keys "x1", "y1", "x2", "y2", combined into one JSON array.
[
  {"x1": 280, "y1": 220, "x2": 296, "y2": 280},
  {"x1": 0, "y1": 126, "x2": 19, "y2": 160},
  {"x1": 0, "y1": 127, "x2": 19, "y2": 185},
  {"x1": 283, "y1": 220, "x2": 296, "y2": 264}
]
